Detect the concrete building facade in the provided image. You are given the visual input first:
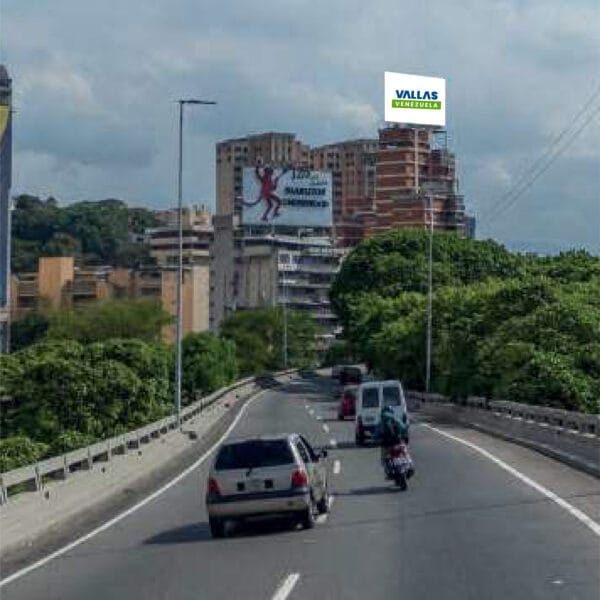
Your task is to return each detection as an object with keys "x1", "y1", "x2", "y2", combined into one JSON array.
[
  {"x1": 148, "y1": 205, "x2": 213, "y2": 267},
  {"x1": 10, "y1": 257, "x2": 210, "y2": 343},
  {"x1": 209, "y1": 216, "x2": 342, "y2": 342}
]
